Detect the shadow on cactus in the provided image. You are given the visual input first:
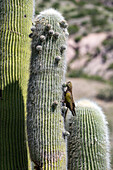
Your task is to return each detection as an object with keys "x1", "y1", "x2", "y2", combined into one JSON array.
[{"x1": 1, "y1": 81, "x2": 28, "y2": 170}]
